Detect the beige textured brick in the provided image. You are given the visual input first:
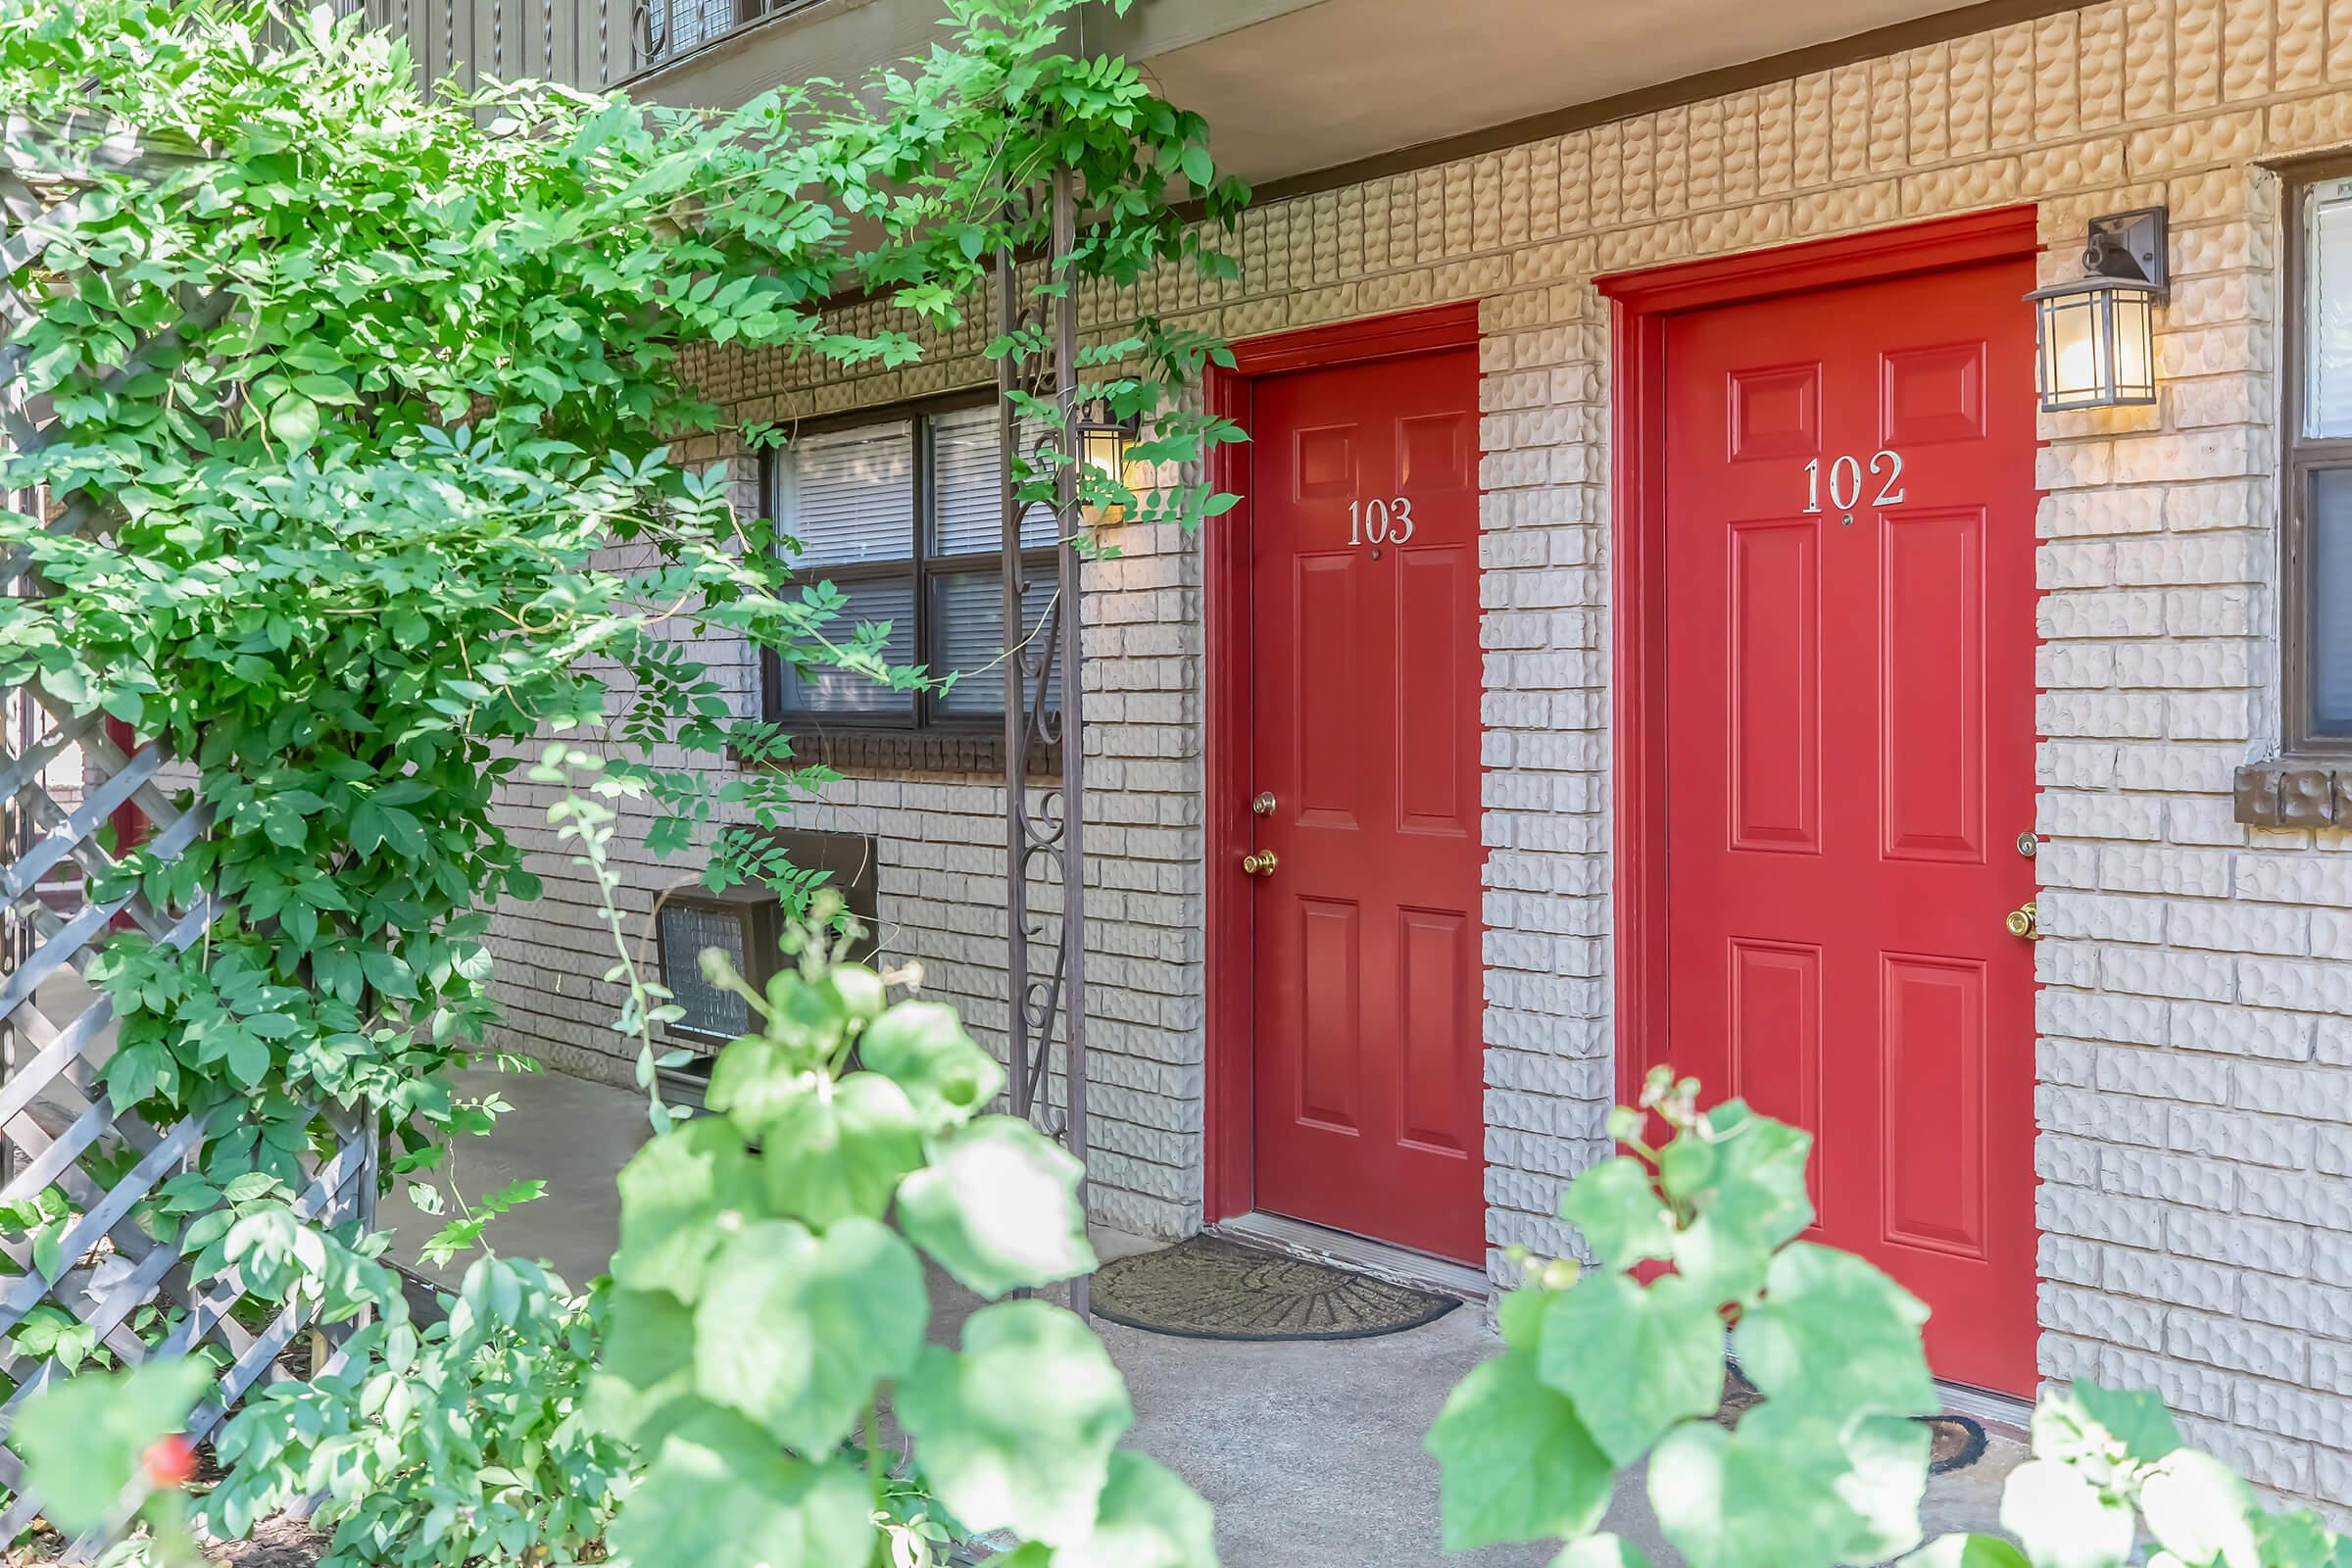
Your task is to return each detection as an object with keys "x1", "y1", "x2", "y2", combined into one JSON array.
[
  {"x1": 2124, "y1": 0, "x2": 2173, "y2": 121},
  {"x1": 2079, "y1": 0, "x2": 2131, "y2": 126},
  {"x1": 2223, "y1": 0, "x2": 2272, "y2": 100},
  {"x1": 1758, "y1": 80, "x2": 1797, "y2": 195},
  {"x1": 1948, "y1": 31, "x2": 1995, "y2": 156},
  {"x1": 1619, "y1": 116, "x2": 1656, "y2": 223},
  {"x1": 1990, "y1": 23, "x2": 2039, "y2": 148},
  {"x1": 2282, "y1": 0, "x2": 2330, "y2": 87},
  {"x1": 2329, "y1": 0, "x2": 2352, "y2": 78},
  {"x1": 2035, "y1": 12, "x2": 2082, "y2": 139},
  {"x1": 2176, "y1": 0, "x2": 2228, "y2": 109},
  {"x1": 1906, "y1": 44, "x2": 1950, "y2": 164}
]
